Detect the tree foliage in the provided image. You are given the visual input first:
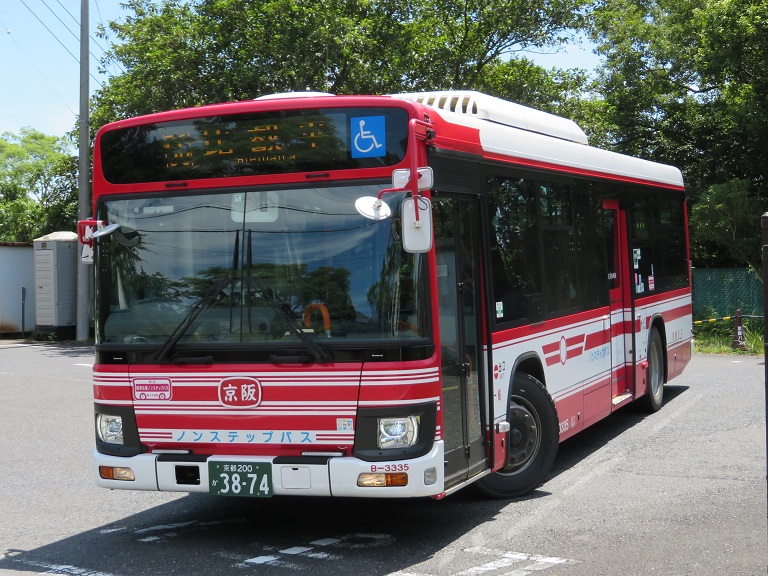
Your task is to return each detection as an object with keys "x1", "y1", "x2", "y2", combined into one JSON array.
[
  {"x1": 690, "y1": 179, "x2": 766, "y2": 271},
  {"x1": 20, "y1": 0, "x2": 765, "y2": 272},
  {"x1": 589, "y1": 0, "x2": 768, "y2": 268},
  {"x1": 0, "y1": 129, "x2": 78, "y2": 242},
  {"x1": 92, "y1": 0, "x2": 591, "y2": 129}
]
